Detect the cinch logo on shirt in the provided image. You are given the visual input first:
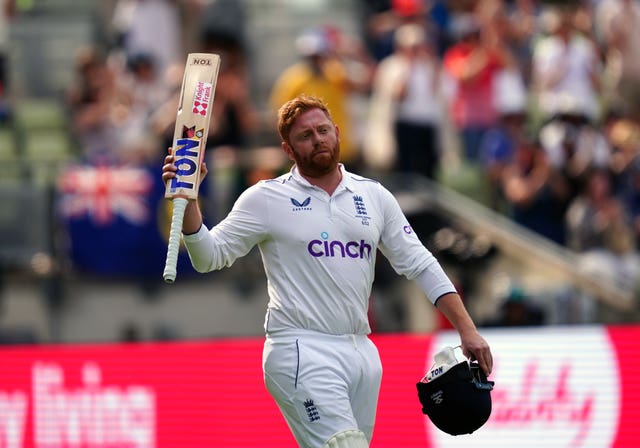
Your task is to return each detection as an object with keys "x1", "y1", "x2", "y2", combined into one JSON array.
[{"x1": 307, "y1": 232, "x2": 372, "y2": 259}]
